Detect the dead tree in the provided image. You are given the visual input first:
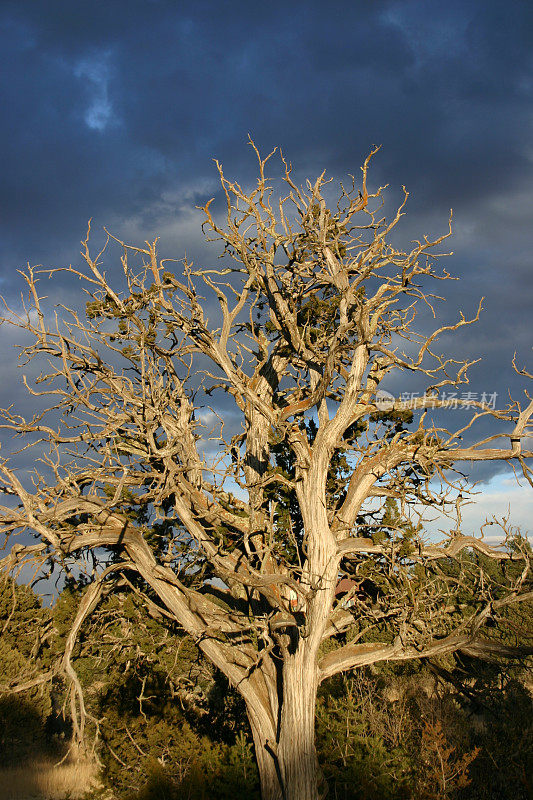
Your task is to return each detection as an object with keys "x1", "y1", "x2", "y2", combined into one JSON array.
[{"x1": 1, "y1": 143, "x2": 532, "y2": 800}]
